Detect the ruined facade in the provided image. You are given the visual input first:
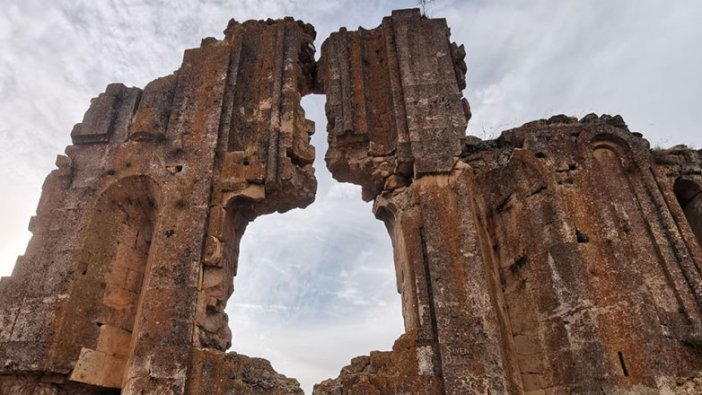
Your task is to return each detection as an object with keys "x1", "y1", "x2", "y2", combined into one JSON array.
[
  {"x1": 0, "y1": 16, "x2": 316, "y2": 394},
  {"x1": 1, "y1": 8, "x2": 702, "y2": 395}
]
